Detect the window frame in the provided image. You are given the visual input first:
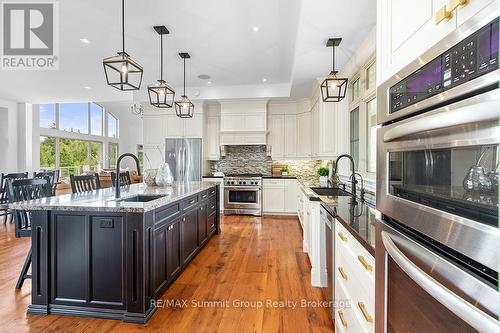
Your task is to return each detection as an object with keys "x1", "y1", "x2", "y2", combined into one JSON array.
[{"x1": 106, "y1": 112, "x2": 119, "y2": 139}]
